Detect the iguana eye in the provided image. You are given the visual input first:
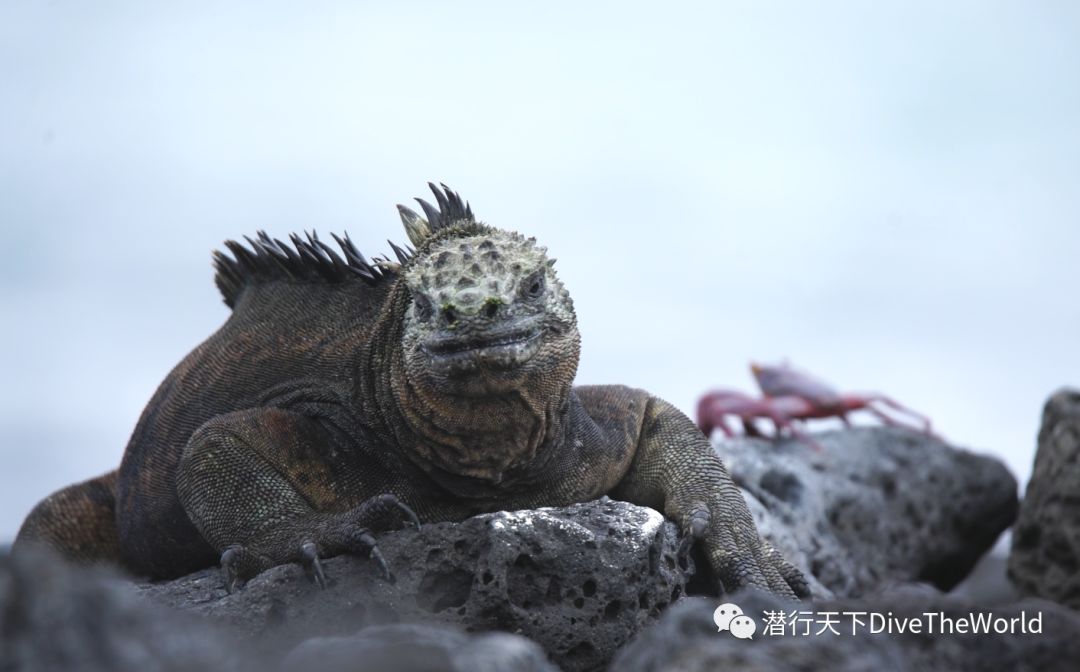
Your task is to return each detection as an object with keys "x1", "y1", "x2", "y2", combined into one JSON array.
[
  {"x1": 413, "y1": 295, "x2": 435, "y2": 321},
  {"x1": 522, "y1": 271, "x2": 546, "y2": 300}
]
